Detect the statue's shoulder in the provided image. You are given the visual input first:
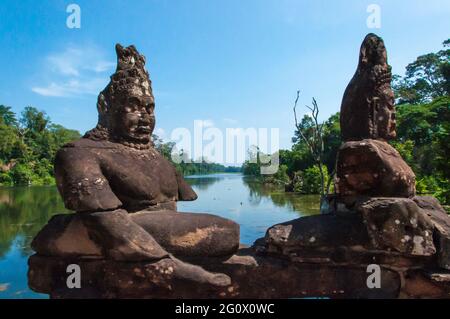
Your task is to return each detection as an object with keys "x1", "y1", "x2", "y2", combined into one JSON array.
[
  {"x1": 55, "y1": 138, "x2": 112, "y2": 168},
  {"x1": 62, "y1": 138, "x2": 112, "y2": 149}
]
